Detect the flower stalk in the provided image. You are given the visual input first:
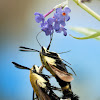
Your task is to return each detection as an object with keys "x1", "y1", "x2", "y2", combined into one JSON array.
[
  {"x1": 73, "y1": 0, "x2": 100, "y2": 21},
  {"x1": 43, "y1": 9, "x2": 54, "y2": 18},
  {"x1": 43, "y1": 0, "x2": 68, "y2": 18}
]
